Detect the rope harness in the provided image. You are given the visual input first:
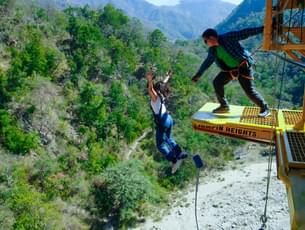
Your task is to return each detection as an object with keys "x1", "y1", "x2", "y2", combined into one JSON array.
[
  {"x1": 223, "y1": 43, "x2": 264, "y2": 81},
  {"x1": 222, "y1": 60, "x2": 254, "y2": 80},
  {"x1": 150, "y1": 92, "x2": 168, "y2": 129}
]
